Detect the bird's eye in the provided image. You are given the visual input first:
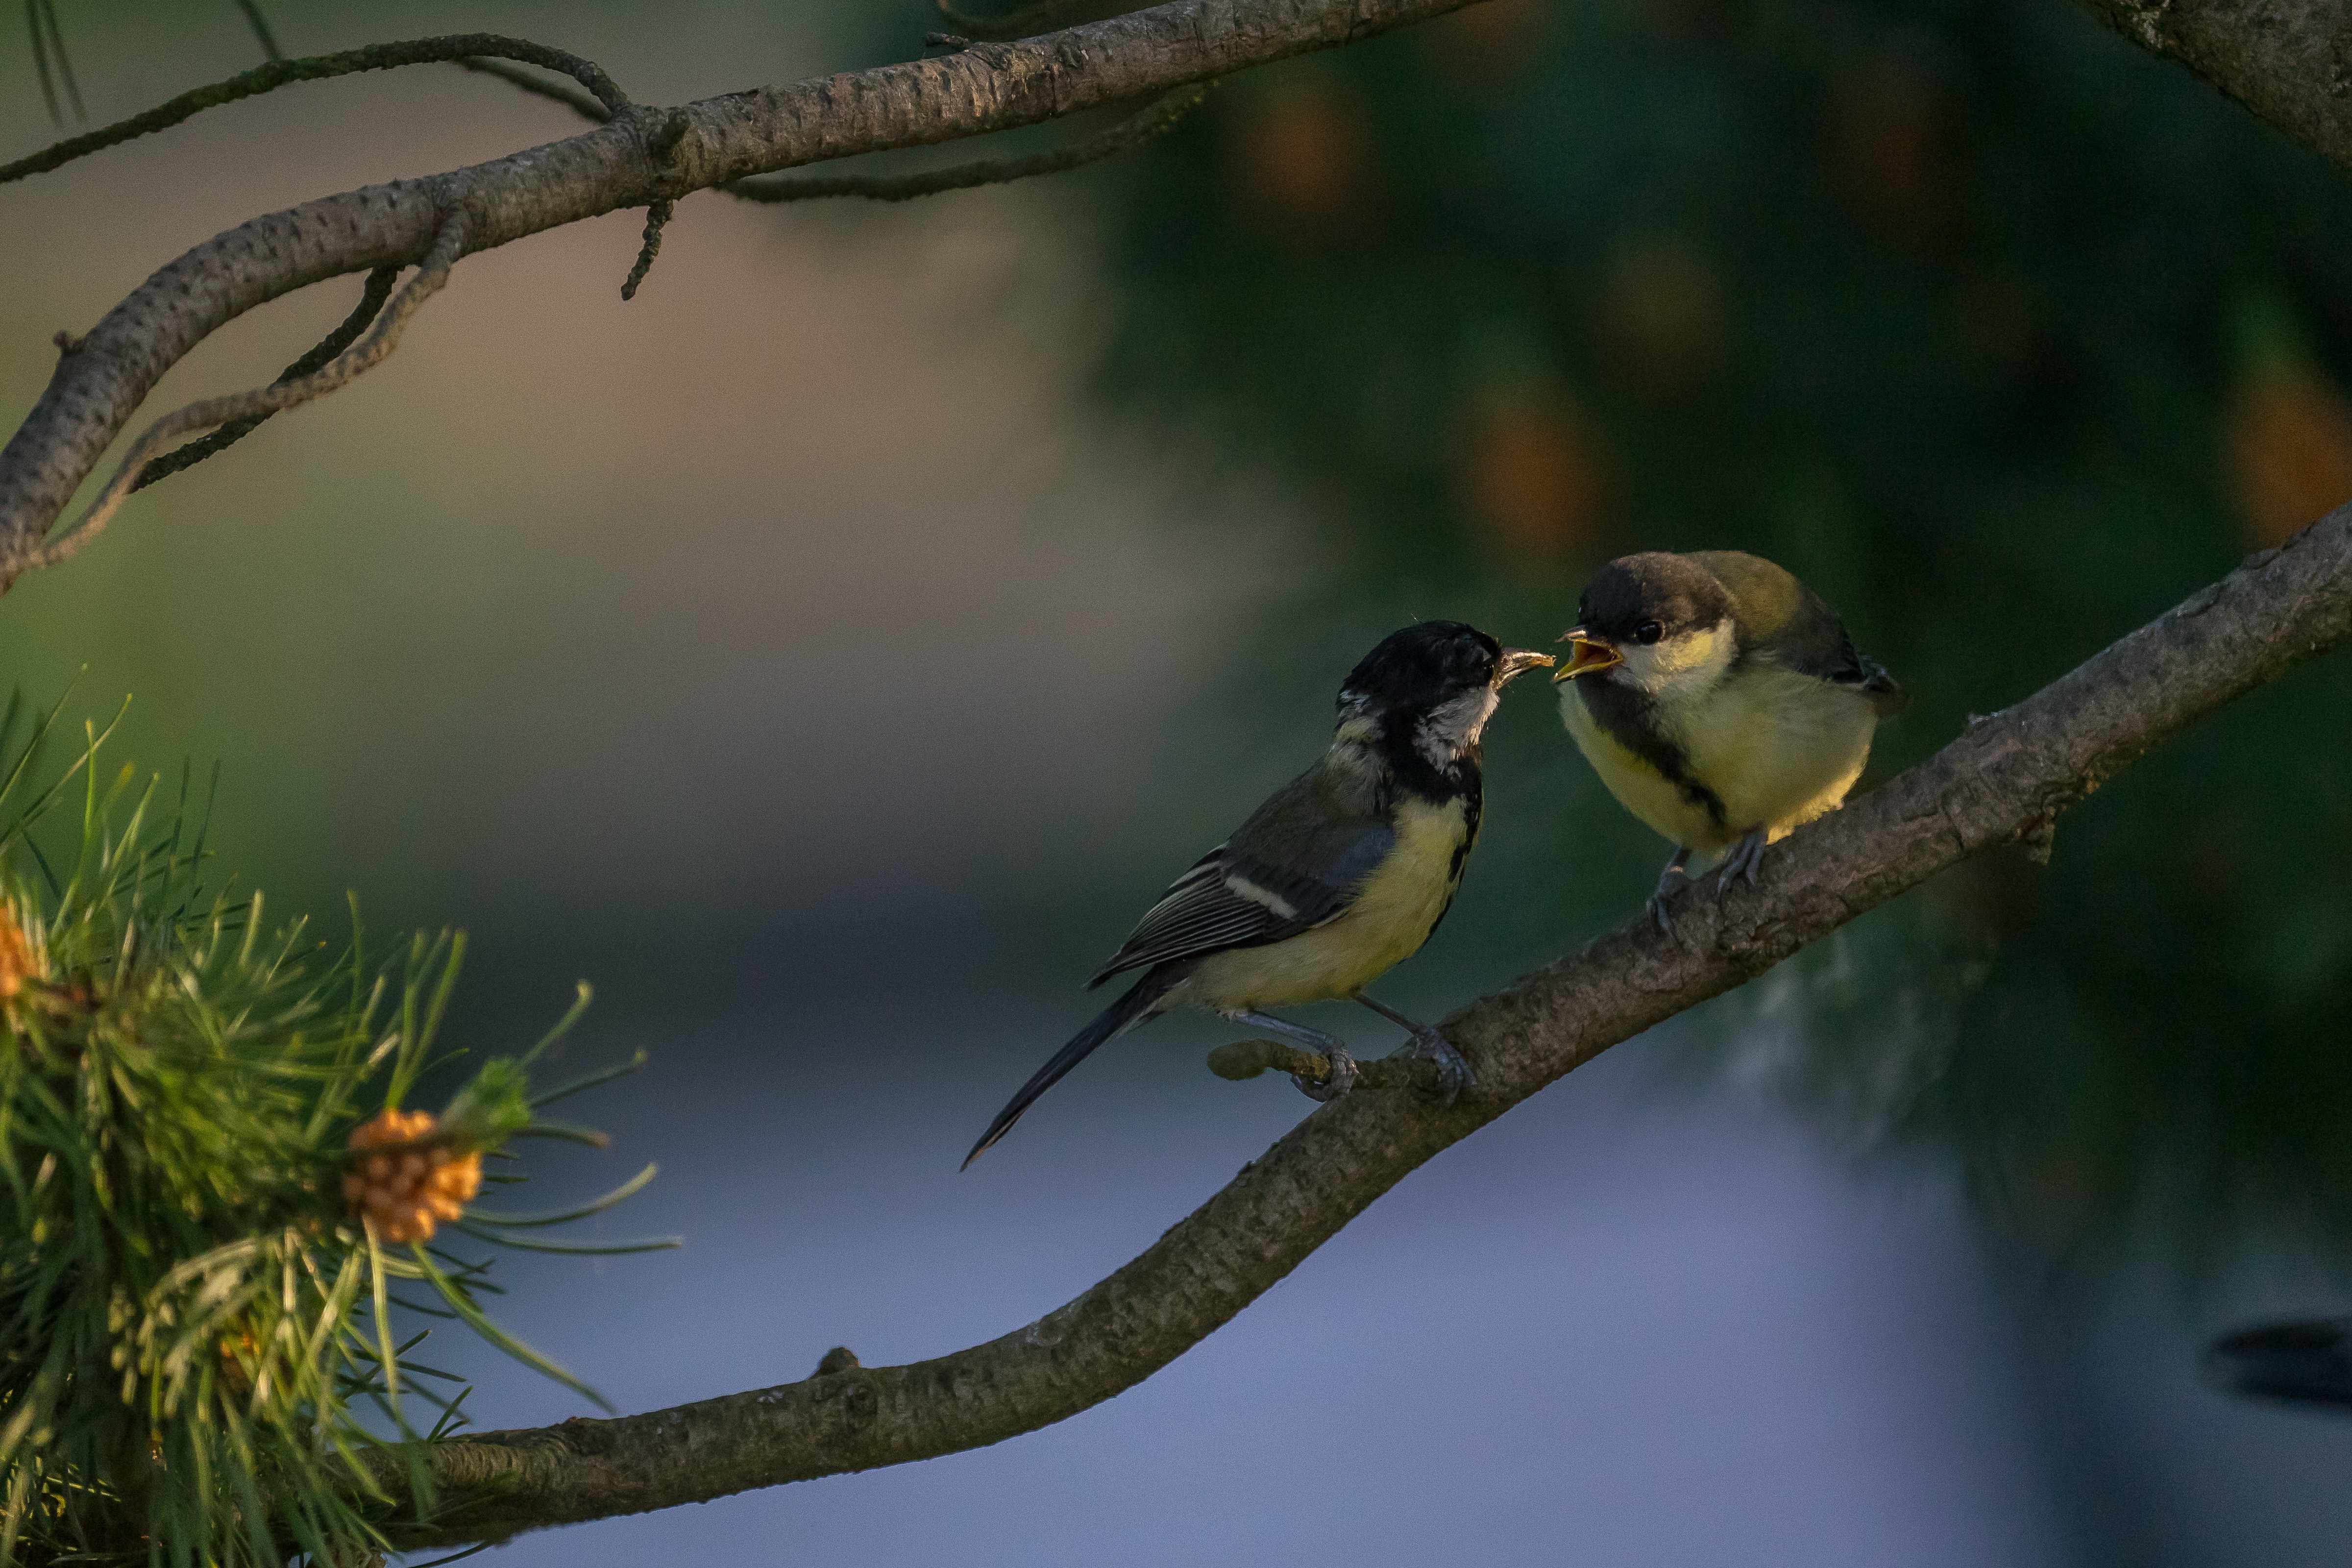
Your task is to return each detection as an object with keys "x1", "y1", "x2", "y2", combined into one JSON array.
[{"x1": 1634, "y1": 619, "x2": 1664, "y2": 645}]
